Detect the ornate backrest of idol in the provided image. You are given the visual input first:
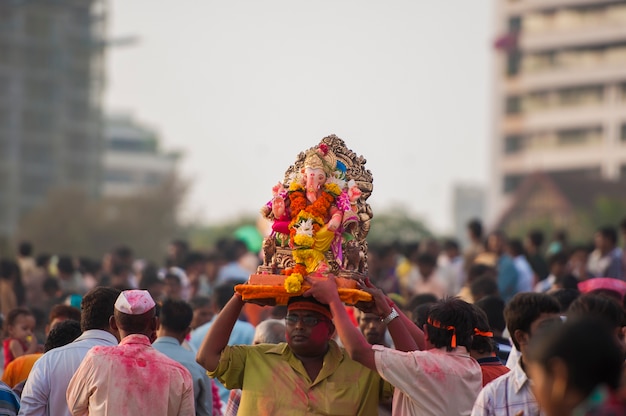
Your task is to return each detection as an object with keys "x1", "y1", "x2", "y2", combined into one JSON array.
[{"x1": 259, "y1": 135, "x2": 373, "y2": 280}]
